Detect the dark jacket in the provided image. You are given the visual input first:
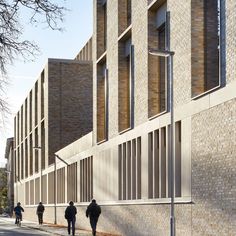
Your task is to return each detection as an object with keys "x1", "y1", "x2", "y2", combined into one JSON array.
[
  {"x1": 37, "y1": 204, "x2": 45, "y2": 214},
  {"x1": 65, "y1": 205, "x2": 77, "y2": 220},
  {"x1": 14, "y1": 206, "x2": 24, "y2": 216},
  {"x1": 86, "y1": 202, "x2": 101, "y2": 218}
]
